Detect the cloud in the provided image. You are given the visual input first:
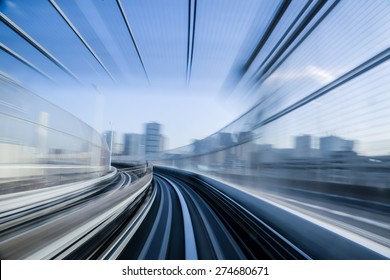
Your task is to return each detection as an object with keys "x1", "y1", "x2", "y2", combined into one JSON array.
[
  {"x1": 269, "y1": 65, "x2": 336, "y2": 85},
  {"x1": 306, "y1": 65, "x2": 335, "y2": 84}
]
